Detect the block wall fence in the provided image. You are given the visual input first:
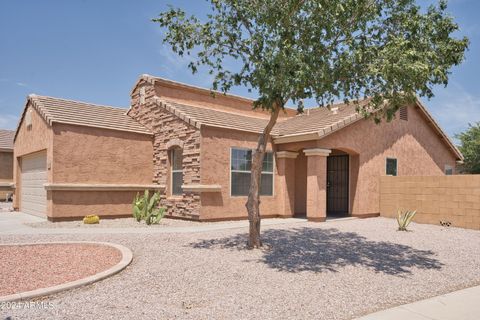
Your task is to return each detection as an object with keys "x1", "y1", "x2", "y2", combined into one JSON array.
[{"x1": 379, "y1": 175, "x2": 480, "y2": 230}]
